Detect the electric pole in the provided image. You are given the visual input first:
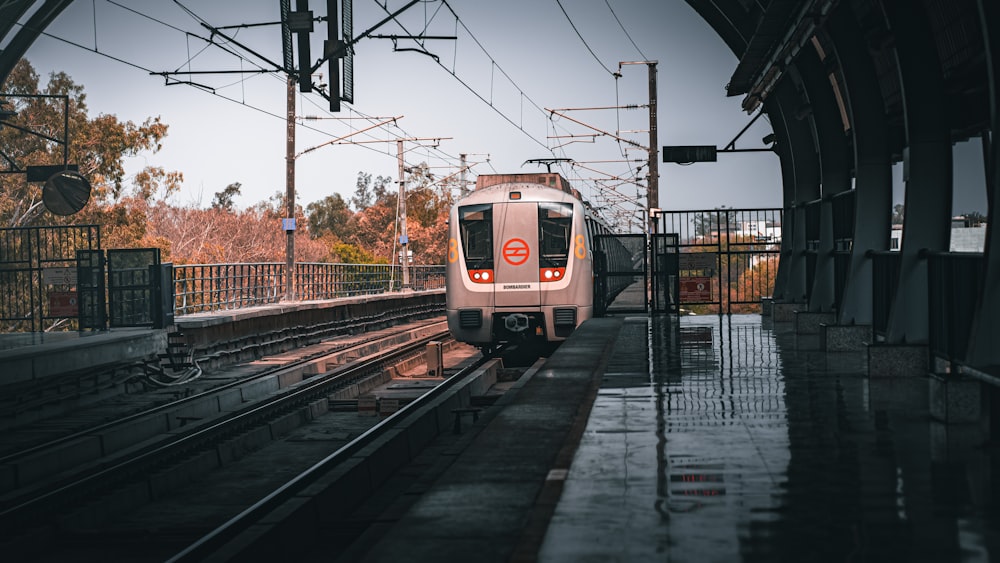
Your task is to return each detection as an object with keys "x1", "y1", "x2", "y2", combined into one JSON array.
[
  {"x1": 647, "y1": 62, "x2": 659, "y2": 235},
  {"x1": 320, "y1": 135, "x2": 450, "y2": 291},
  {"x1": 285, "y1": 75, "x2": 296, "y2": 301},
  {"x1": 397, "y1": 139, "x2": 410, "y2": 290},
  {"x1": 459, "y1": 153, "x2": 468, "y2": 197},
  {"x1": 619, "y1": 61, "x2": 659, "y2": 235}
]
